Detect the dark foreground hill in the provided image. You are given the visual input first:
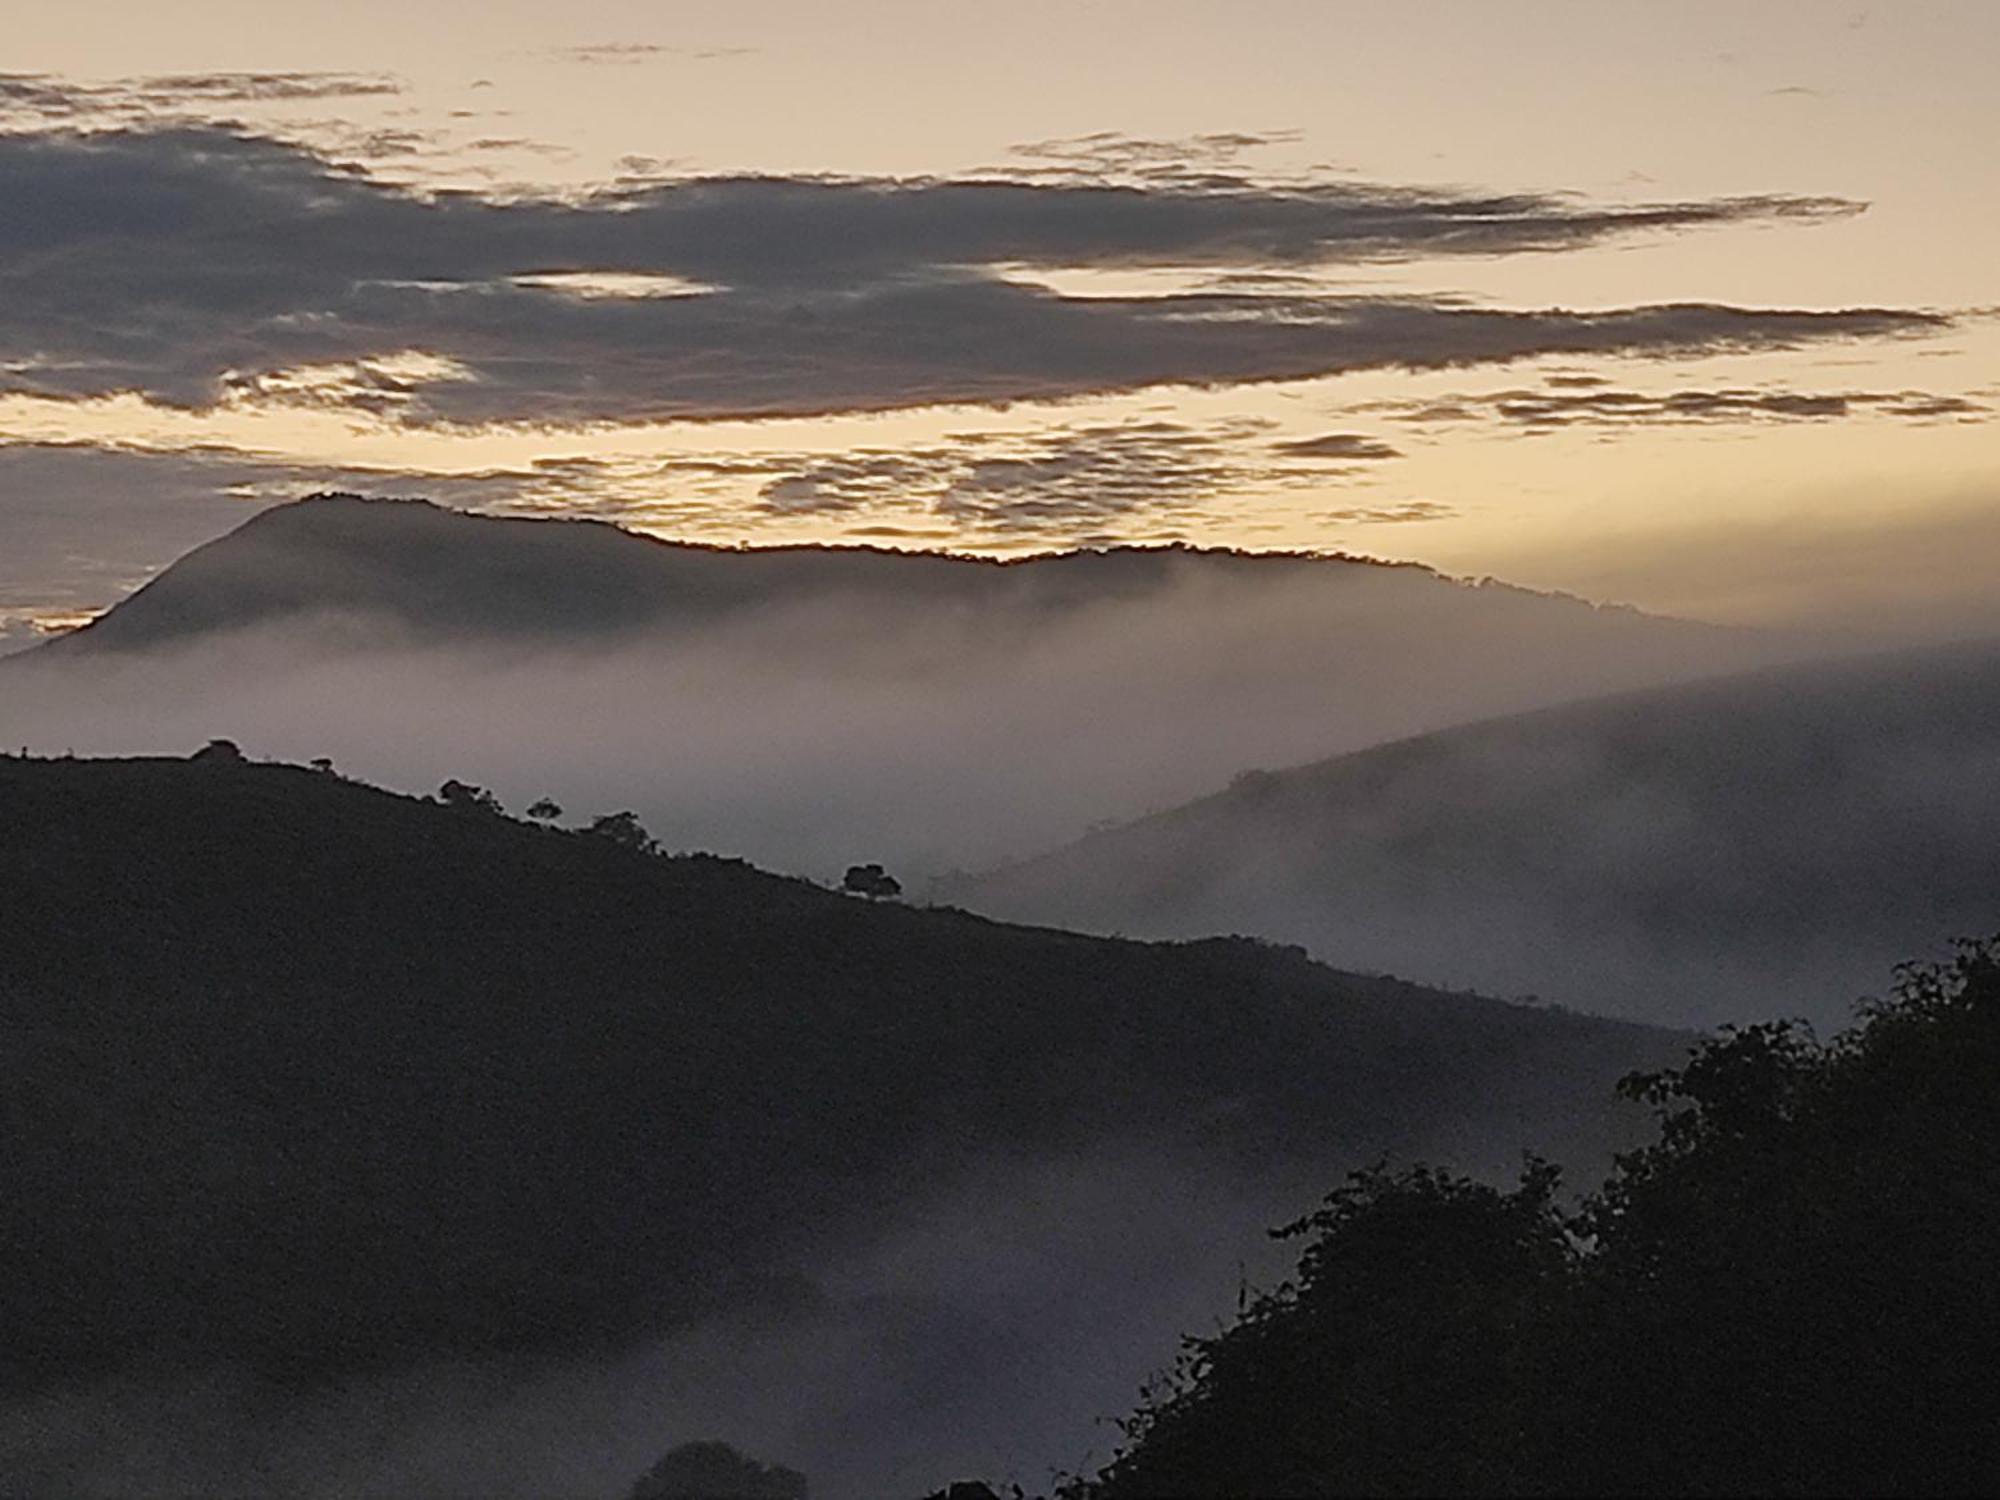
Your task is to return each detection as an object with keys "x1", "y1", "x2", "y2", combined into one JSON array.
[
  {"x1": 945, "y1": 638, "x2": 2000, "y2": 1029},
  {"x1": 0, "y1": 754, "x2": 1674, "y2": 1491},
  {"x1": 1, "y1": 495, "x2": 1777, "y2": 877}
]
